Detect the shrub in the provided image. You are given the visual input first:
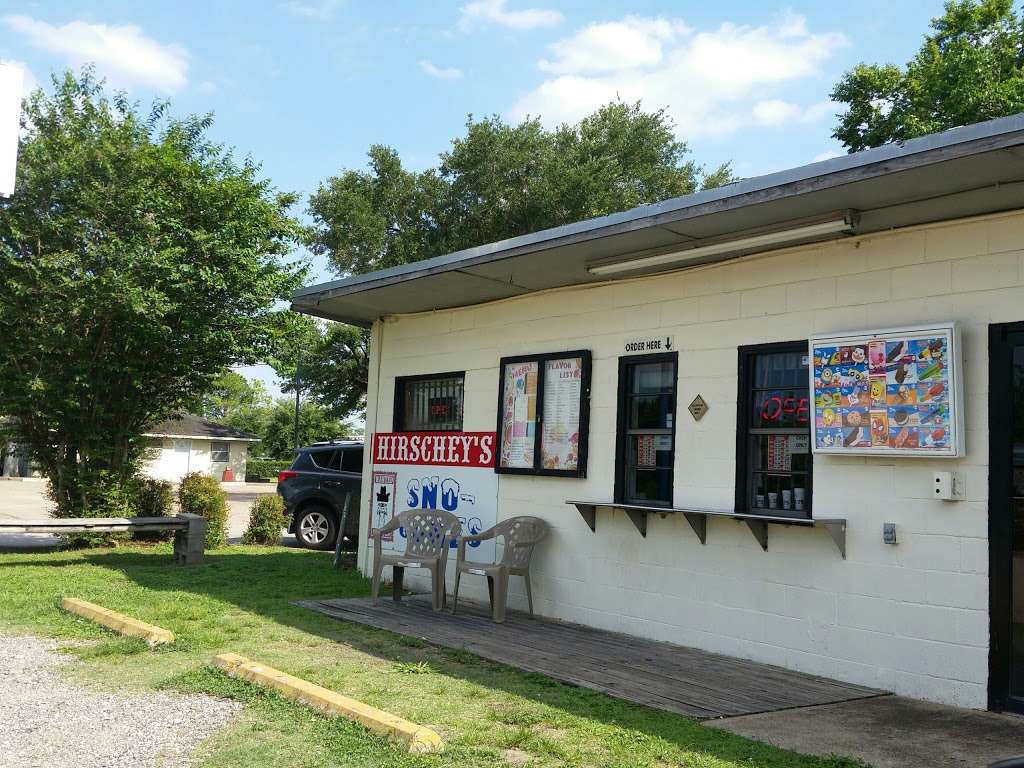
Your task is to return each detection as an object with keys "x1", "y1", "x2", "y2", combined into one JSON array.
[
  {"x1": 178, "y1": 472, "x2": 229, "y2": 548},
  {"x1": 245, "y1": 458, "x2": 292, "y2": 482},
  {"x1": 132, "y1": 477, "x2": 176, "y2": 542},
  {"x1": 242, "y1": 494, "x2": 287, "y2": 545}
]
